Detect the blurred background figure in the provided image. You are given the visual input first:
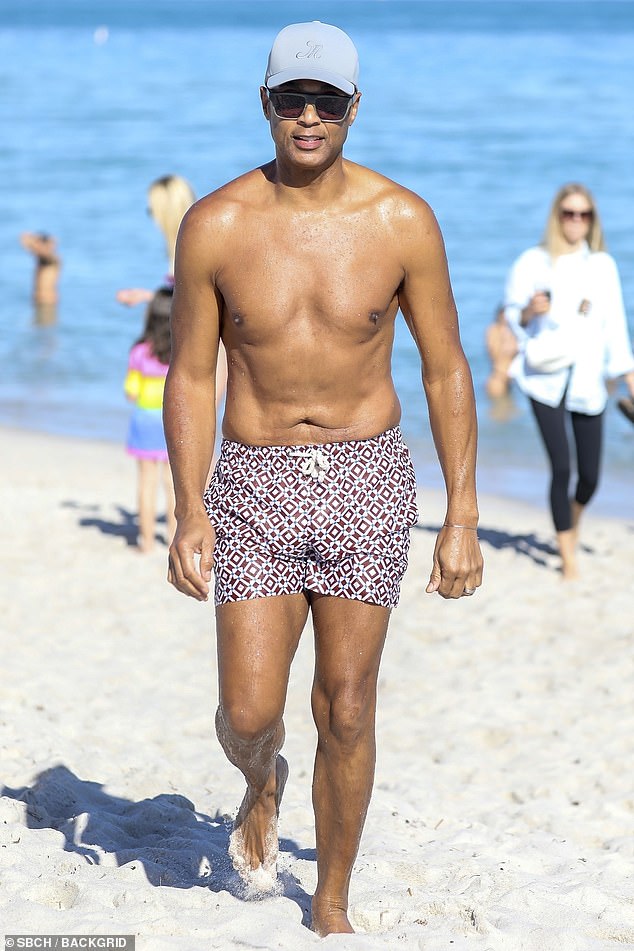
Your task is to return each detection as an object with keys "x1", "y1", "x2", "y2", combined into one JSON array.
[
  {"x1": 124, "y1": 286, "x2": 176, "y2": 552},
  {"x1": 504, "y1": 182, "x2": 634, "y2": 580},
  {"x1": 20, "y1": 231, "x2": 61, "y2": 324},
  {"x1": 617, "y1": 394, "x2": 634, "y2": 425},
  {"x1": 485, "y1": 305, "x2": 519, "y2": 400},
  {"x1": 116, "y1": 174, "x2": 195, "y2": 306},
  {"x1": 485, "y1": 304, "x2": 519, "y2": 421},
  {"x1": 116, "y1": 173, "x2": 227, "y2": 417}
]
